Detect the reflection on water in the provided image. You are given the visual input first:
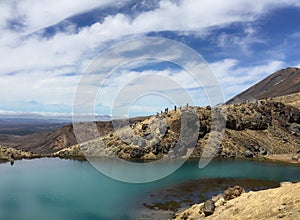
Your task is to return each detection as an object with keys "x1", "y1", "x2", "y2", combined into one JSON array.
[{"x1": 0, "y1": 158, "x2": 299, "y2": 219}]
